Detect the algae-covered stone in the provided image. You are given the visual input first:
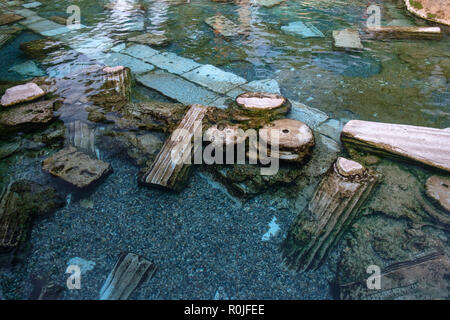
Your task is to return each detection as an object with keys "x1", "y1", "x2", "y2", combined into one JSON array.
[
  {"x1": 42, "y1": 147, "x2": 112, "y2": 188},
  {"x1": 1, "y1": 82, "x2": 45, "y2": 107},
  {"x1": 0, "y1": 13, "x2": 24, "y2": 26},
  {"x1": 0, "y1": 180, "x2": 64, "y2": 252}
]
